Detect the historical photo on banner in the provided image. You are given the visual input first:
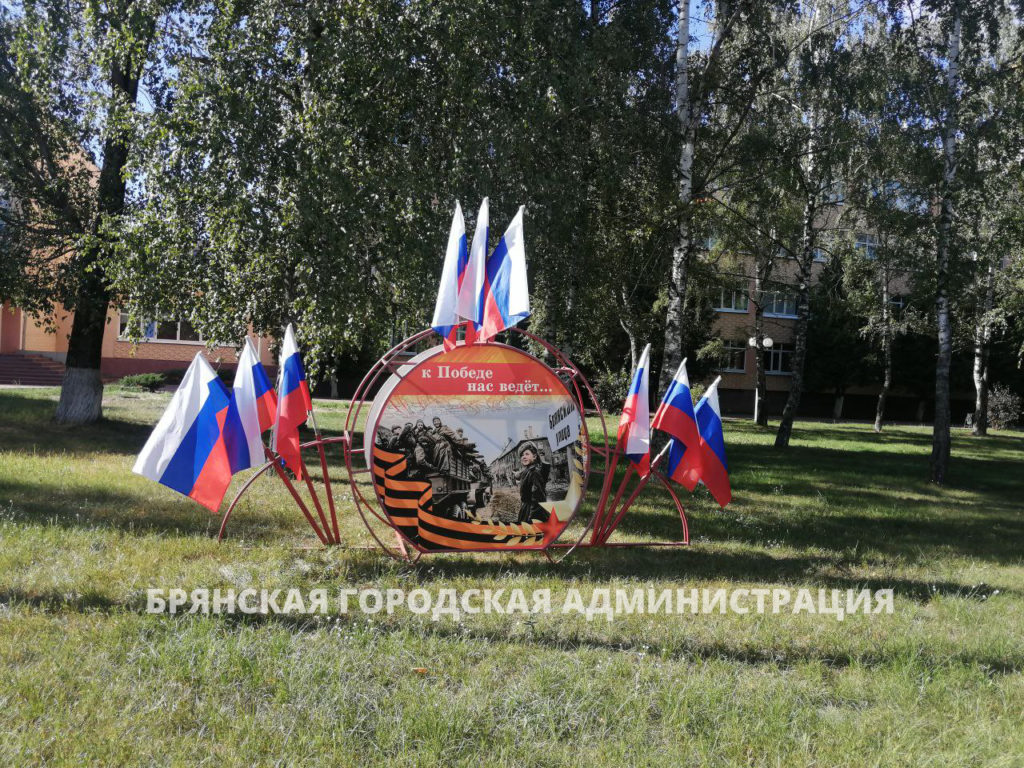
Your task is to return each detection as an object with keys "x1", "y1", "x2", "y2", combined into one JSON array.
[{"x1": 367, "y1": 344, "x2": 587, "y2": 551}]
